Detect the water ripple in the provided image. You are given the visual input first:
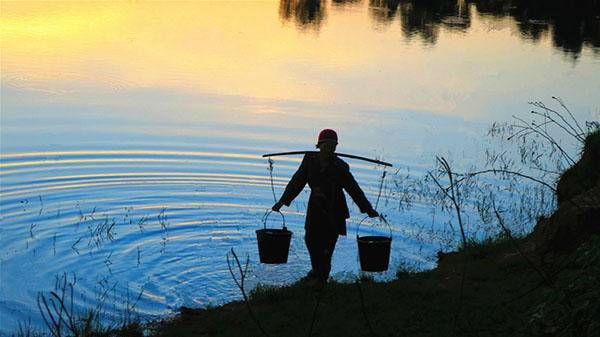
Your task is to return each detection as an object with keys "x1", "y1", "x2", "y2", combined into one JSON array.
[{"x1": 0, "y1": 148, "x2": 433, "y2": 334}]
